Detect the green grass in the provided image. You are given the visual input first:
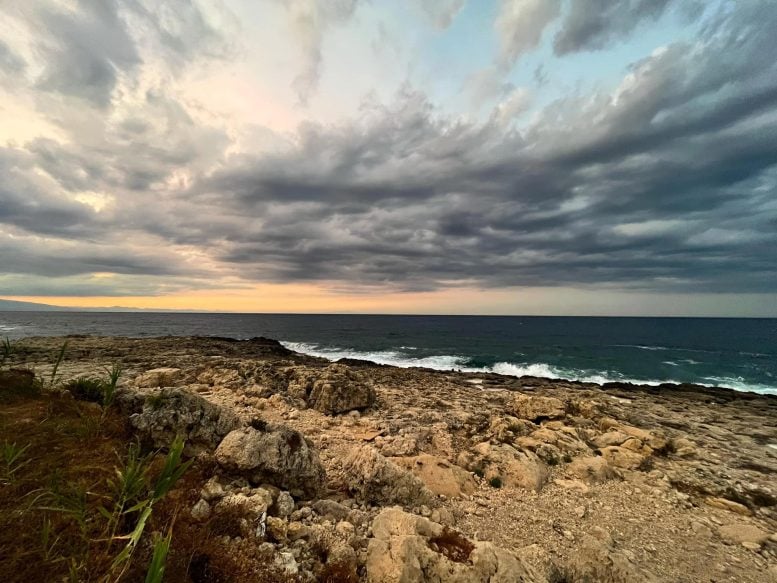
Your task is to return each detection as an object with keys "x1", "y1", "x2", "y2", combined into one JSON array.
[
  {"x1": 1, "y1": 337, "x2": 13, "y2": 368},
  {"x1": 1, "y1": 441, "x2": 31, "y2": 484}
]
